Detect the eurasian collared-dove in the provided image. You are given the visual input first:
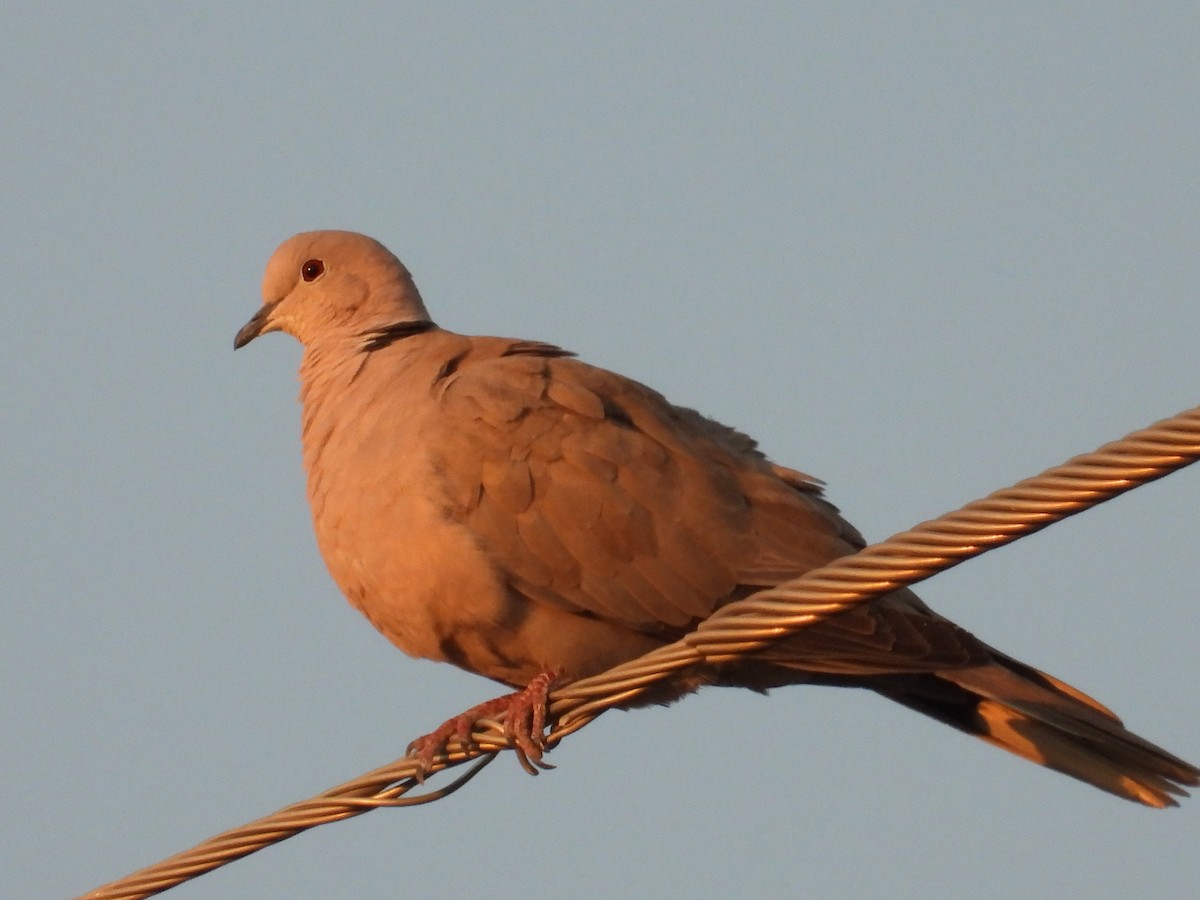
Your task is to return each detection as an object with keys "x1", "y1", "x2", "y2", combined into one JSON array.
[{"x1": 235, "y1": 230, "x2": 1198, "y2": 806}]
